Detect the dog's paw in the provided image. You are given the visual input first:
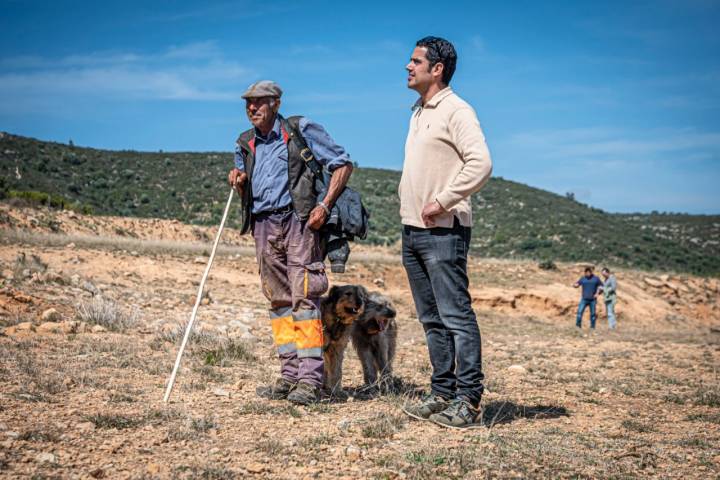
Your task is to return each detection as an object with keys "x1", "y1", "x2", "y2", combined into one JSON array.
[{"x1": 353, "y1": 385, "x2": 380, "y2": 400}]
